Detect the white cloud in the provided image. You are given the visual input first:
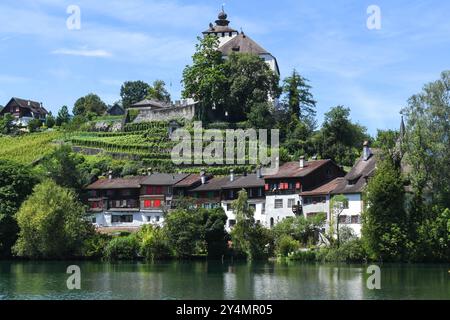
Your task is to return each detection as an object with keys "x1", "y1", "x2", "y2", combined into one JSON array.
[{"x1": 51, "y1": 48, "x2": 112, "y2": 57}]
